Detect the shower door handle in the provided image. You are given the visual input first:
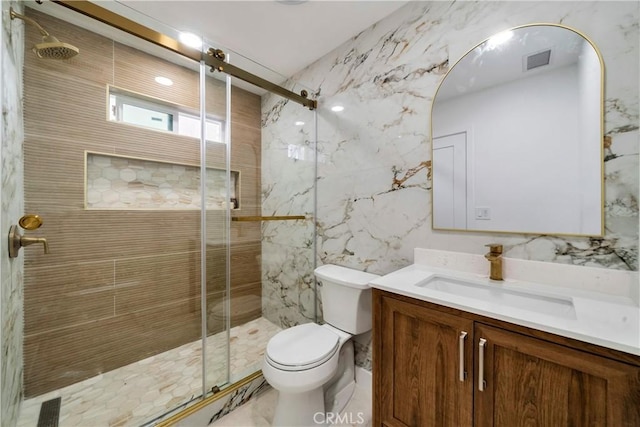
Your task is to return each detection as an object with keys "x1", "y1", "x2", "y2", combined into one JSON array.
[{"x1": 231, "y1": 215, "x2": 306, "y2": 222}]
